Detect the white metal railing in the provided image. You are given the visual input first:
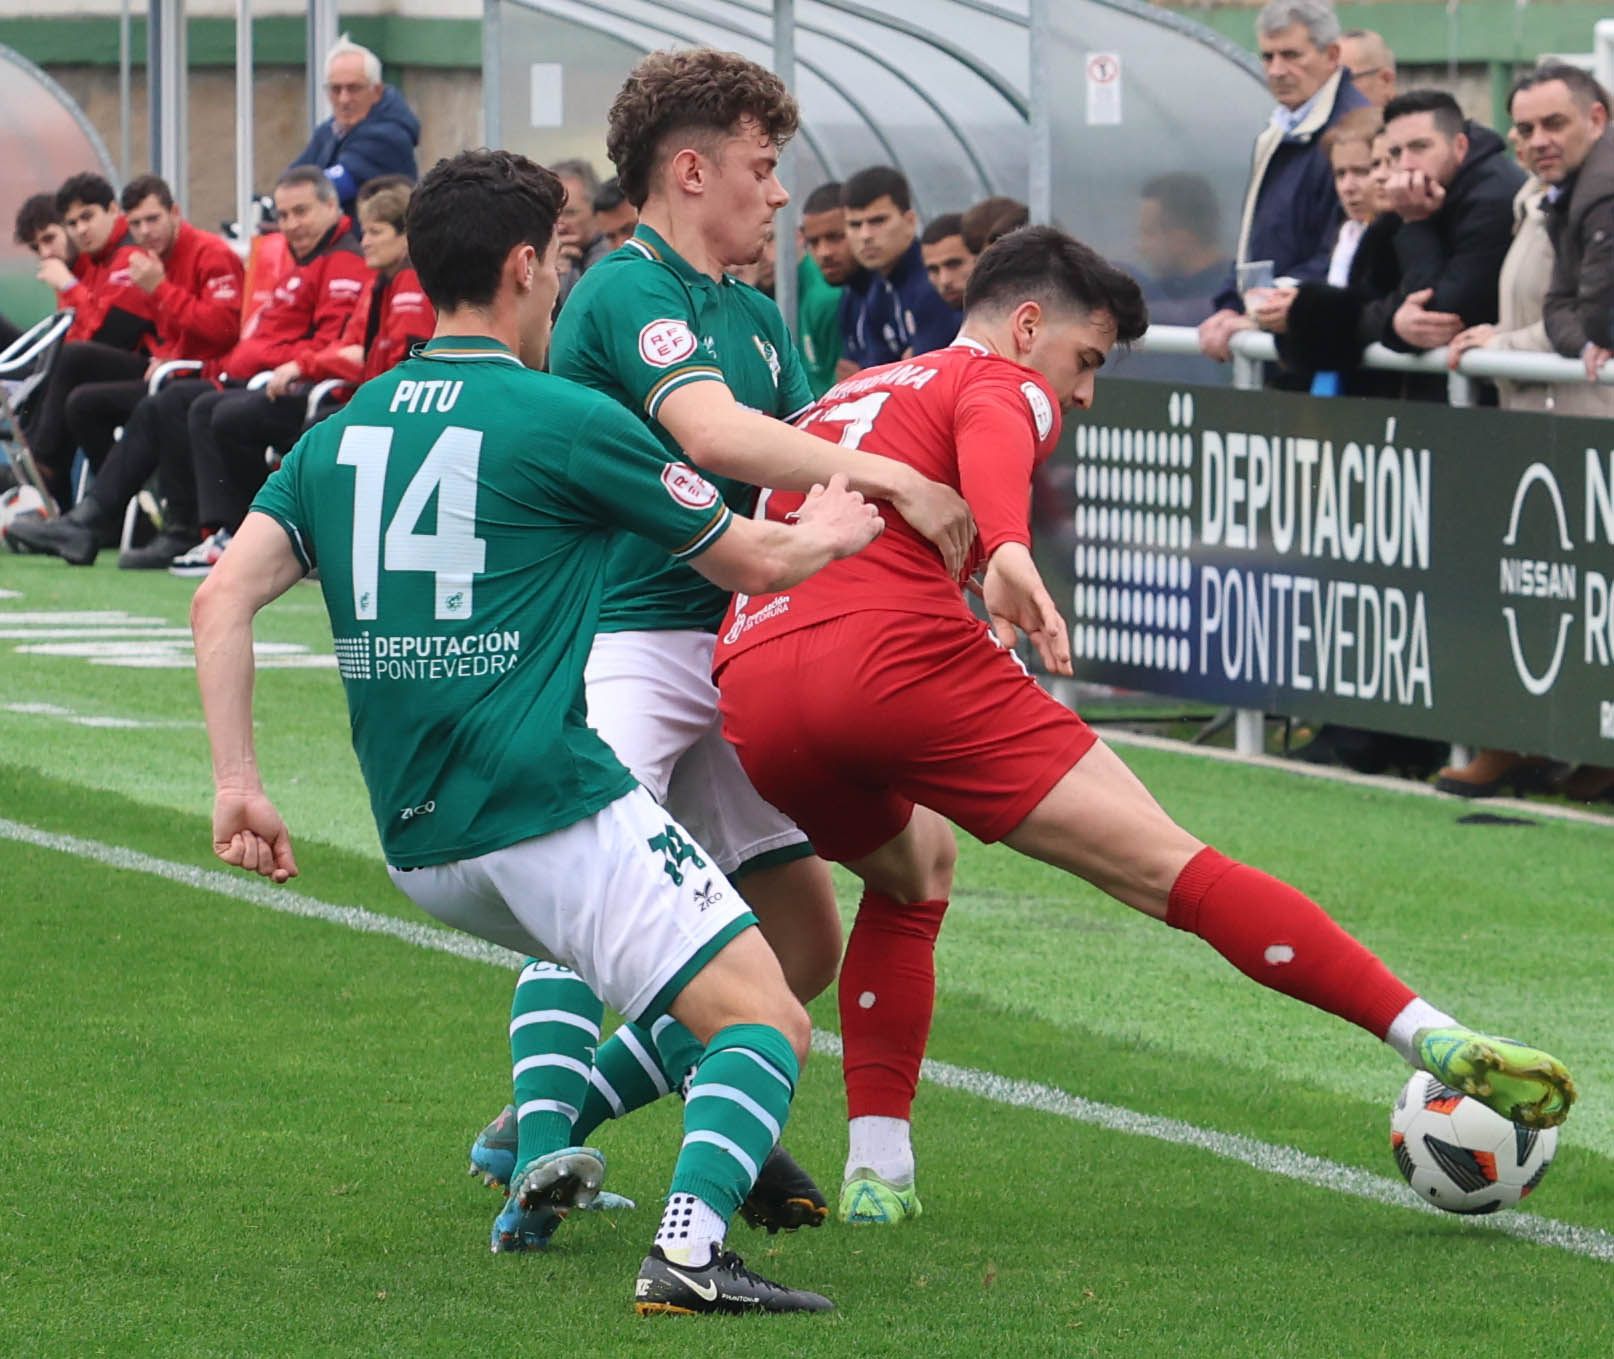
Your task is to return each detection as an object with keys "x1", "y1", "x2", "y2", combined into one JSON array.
[{"x1": 1135, "y1": 323, "x2": 1614, "y2": 407}]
